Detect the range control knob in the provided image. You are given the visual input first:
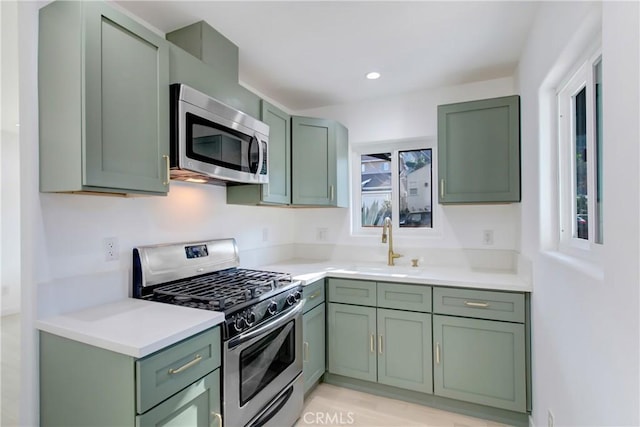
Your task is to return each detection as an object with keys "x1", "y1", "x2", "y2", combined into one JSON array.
[
  {"x1": 286, "y1": 294, "x2": 297, "y2": 306},
  {"x1": 246, "y1": 311, "x2": 257, "y2": 326},
  {"x1": 234, "y1": 316, "x2": 247, "y2": 332},
  {"x1": 294, "y1": 291, "x2": 302, "y2": 301},
  {"x1": 267, "y1": 301, "x2": 278, "y2": 315}
]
